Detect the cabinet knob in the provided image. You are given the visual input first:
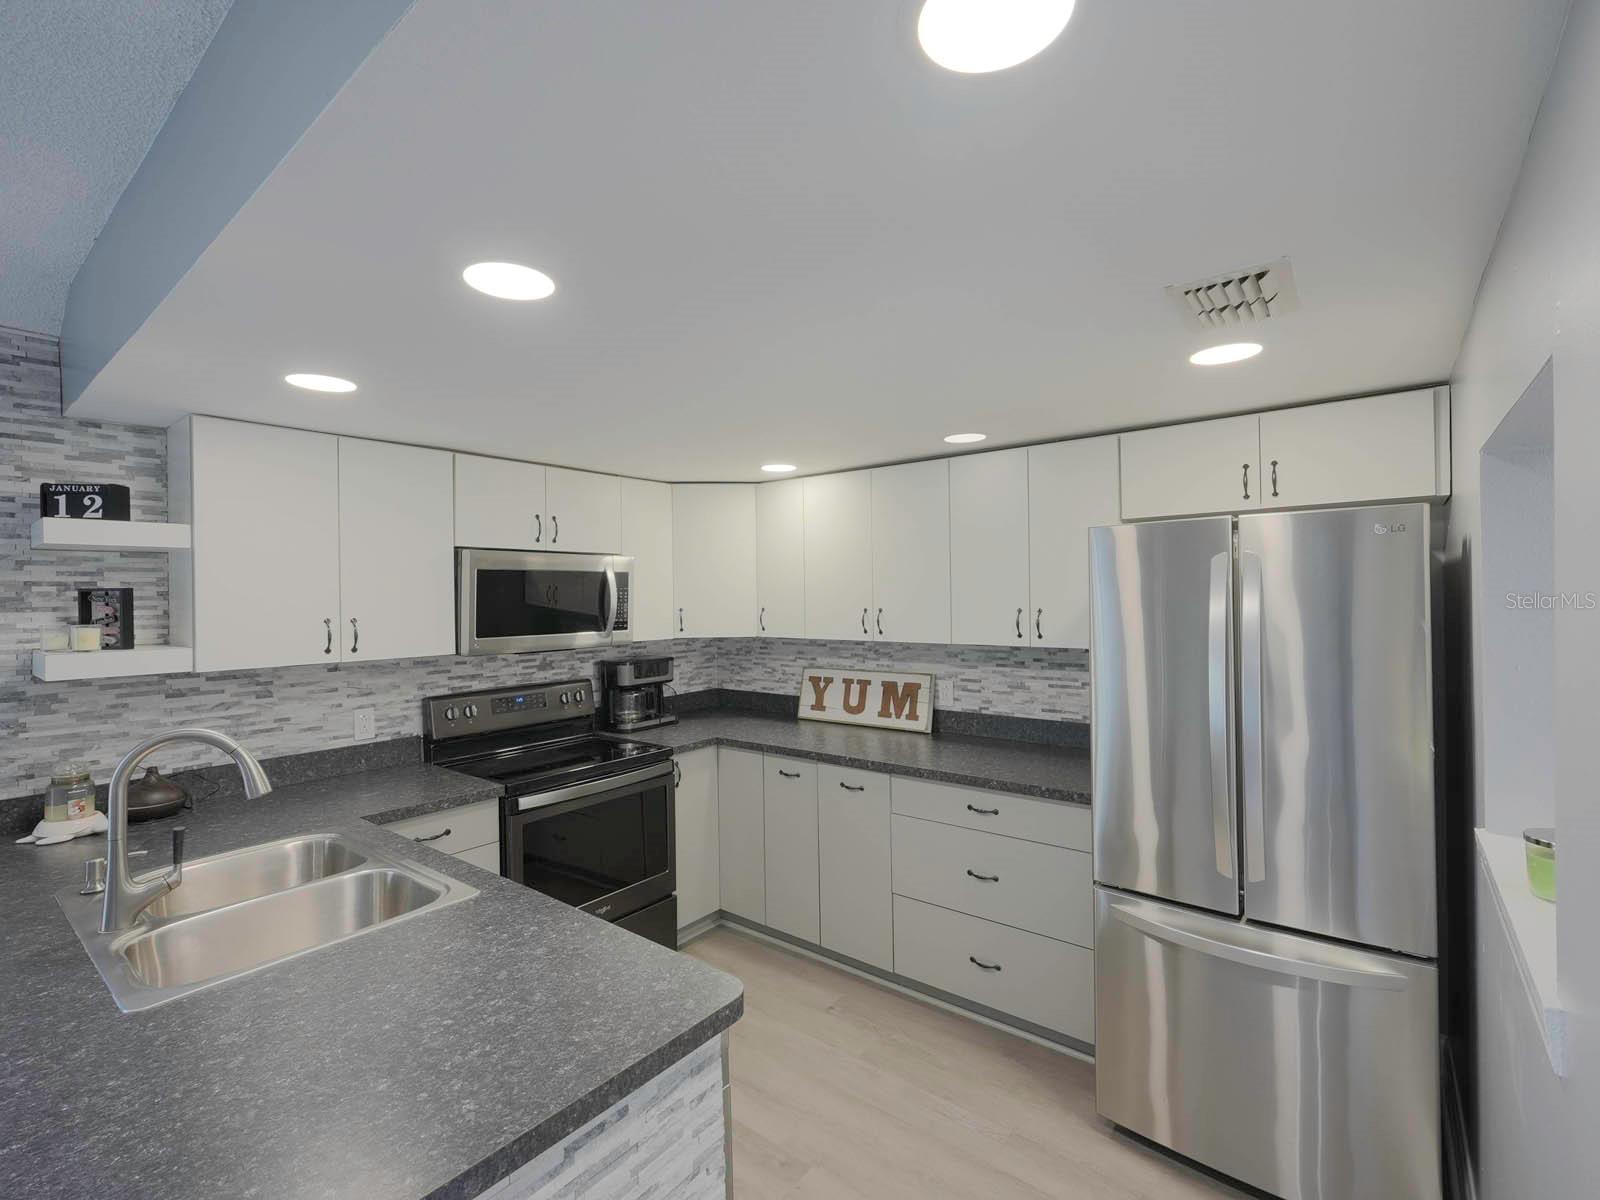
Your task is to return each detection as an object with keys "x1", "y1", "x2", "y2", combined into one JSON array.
[
  {"x1": 778, "y1": 769, "x2": 801, "y2": 779},
  {"x1": 324, "y1": 617, "x2": 333, "y2": 655},
  {"x1": 1035, "y1": 608, "x2": 1043, "y2": 640},
  {"x1": 759, "y1": 606, "x2": 765, "y2": 633},
  {"x1": 1015, "y1": 607, "x2": 1023, "y2": 639},
  {"x1": 551, "y1": 515, "x2": 559, "y2": 544},
  {"x1": 966, "y1": 869, "x2": 1000, "y2": 883},
  {"x1": 876, "y1": 607, "x2": 884, "y2": 637},
  {"x1": 860, "y1": 607, "x2": 868, "y2": 635},
  {"x1": 678, "y1": 607, "x2": 684, "y2": 633},
  {"x1": 839, "y1": 782, "x2": 865, "y2": 792},
  {"x1": 349, "y1": 616, "x2": 359, "y2": 654},
  {"x1": 969, "y1": 956, "x2": 1003, "y2": 972},
  {"x1": 1242, "y1": 462, "x2": 1251, "y2": 500},
  {"x1": 1270, "y1": 459, "x2": 1279, "y2": 498},
  {"x1": 534, "y1": 513, "x2": 542, "y2": 543}
]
